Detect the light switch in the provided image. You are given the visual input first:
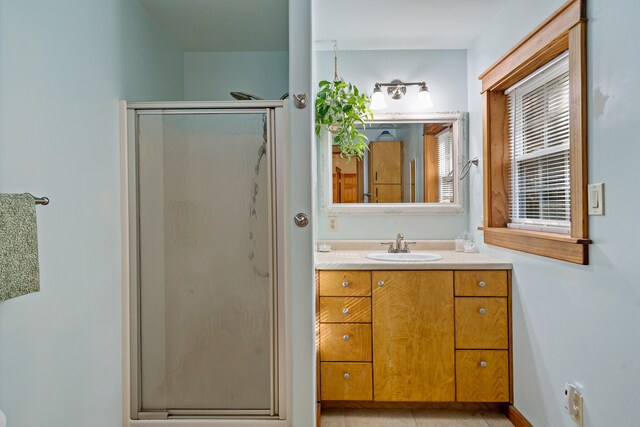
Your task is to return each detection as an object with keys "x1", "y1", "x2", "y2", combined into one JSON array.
[{"x1": 588, "y1": 183, "x2": 604, "y2": 215}]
